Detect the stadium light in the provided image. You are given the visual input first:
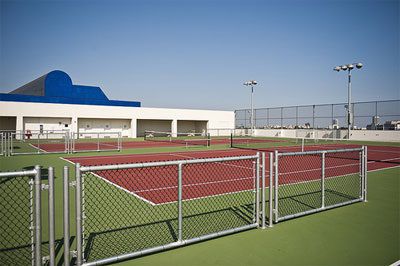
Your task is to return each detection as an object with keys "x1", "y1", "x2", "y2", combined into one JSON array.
[
  {"x1": 333, "y1": 62, "x2": 363, "y2": 139},
  {"x1": 243, "y1": 80, "x2": 258, "y2": 134}
]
